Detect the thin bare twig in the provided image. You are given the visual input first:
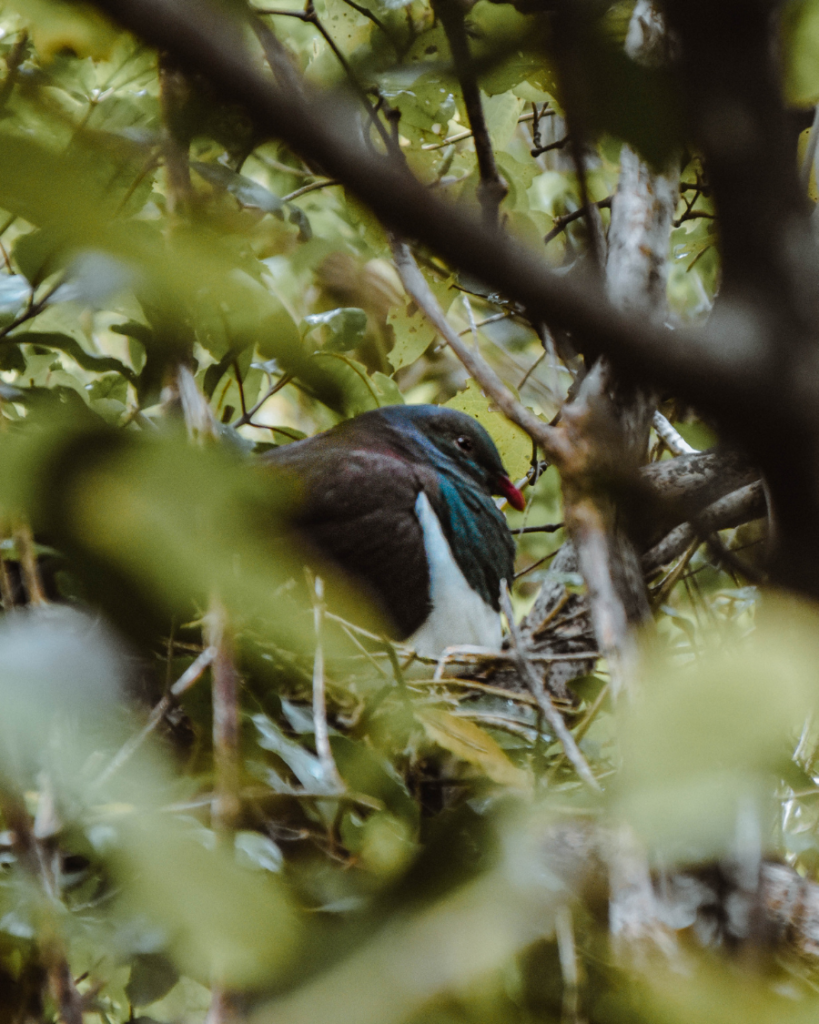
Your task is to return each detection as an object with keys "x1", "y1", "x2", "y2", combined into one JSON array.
[
  {"x1": 649, "y1": 536, "x2": 700, "y2": 607},
  {"x1": 13, "y1": 521, "x2": 46, "y2": 607},
  {"x1": 207, "y1": 599, "x2": 242, "y2": 832},
  {"x1": 500, "y1": 584, "x2": 600, "y2": 791},
  {"x1": 94, "y1": 645, "x2": 217, "y2": 789},
  {"x1": 546, "y1": 681, "x2": 610, "y2": 782},
  {"x1": 232, "y1": 371, "x2": 293, "y2": 427},
  {"x1": 456, "y1": 311, "x2": 515, "y2": 337},
  {"x1": 422, "y1": 109, "x2": 553, "y2": 151},
  {"x1": 260, "y1": 3, "x2": 398, "y2": 158},
  {"x1": 531, "y1": 134, "x2": 571, "y2": 158},
  {"x1": 0, "y1": 277, "x2": 65, "y2": 346},
  {"x1": 310, "y1": 575, "x2": 344, "y2": 791},
  {"x1": 282, "y1": 178, "x2": 340, "y2": 201},
  {"x1": 338, "y1": 0, "x2": 392, "y2": 42},
  {"x1": 513, "y1": 522, "x2": 564, "y2": 535},
  {"x1": 518, "y1": 350, "x2": 546, "y2": 390},
  {"x1": 544, "y1": 196, "x2": 612, "y2": 247},
  {"x1": 390, "y1": 238, "x2": 569, "y2": 463}
]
